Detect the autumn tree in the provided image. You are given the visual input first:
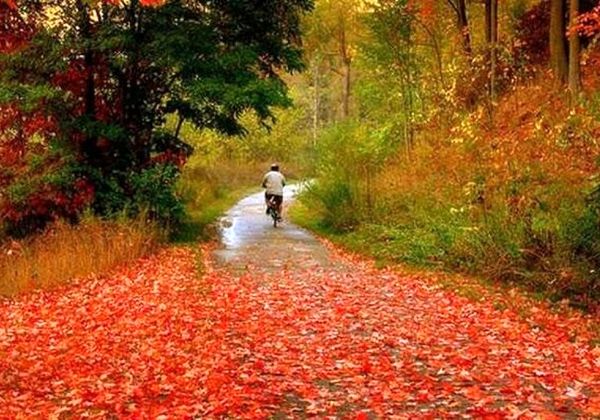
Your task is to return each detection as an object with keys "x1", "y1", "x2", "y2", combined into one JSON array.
[
  {"x1": 304, "y1": 0, "x2": 362, "y2": 120},
  {"x1": 0, "y1": 0, "x2": 313, "y2": 234},
  {"x1": 362, "y1": 0, "x2": 425, "y2": 150},
  {"x1": 550, "y1": 0, "x2": 569, "y2": 83},
  {"x1": 446, "y1": 0, "x2": 472, "y2": 54}
]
